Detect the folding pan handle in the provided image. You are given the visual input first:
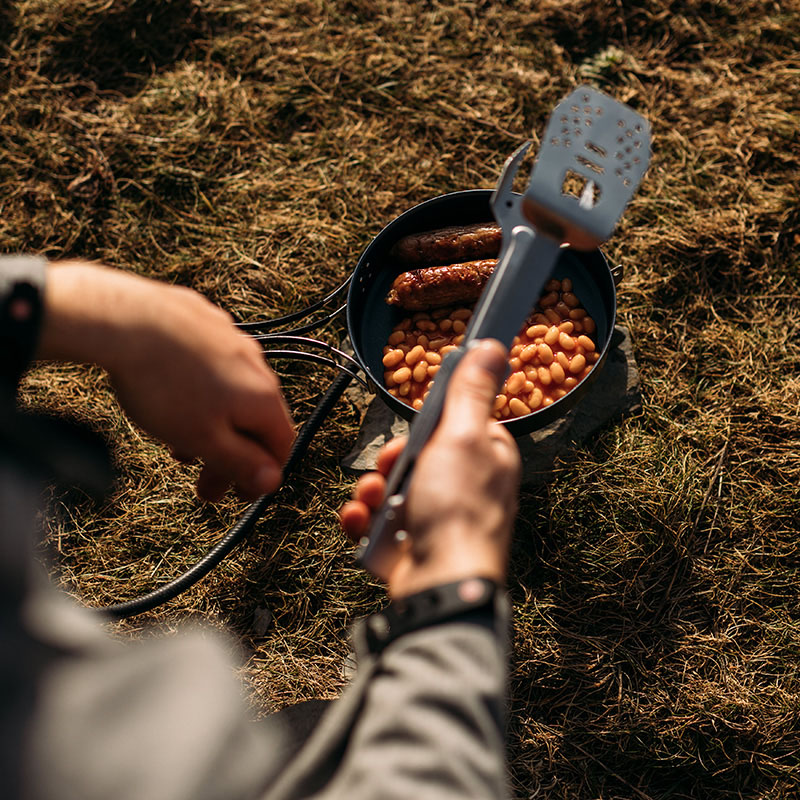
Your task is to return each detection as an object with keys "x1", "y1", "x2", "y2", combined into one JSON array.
[
  {"x1": 253, "y1": 334, "x2": 374, "y2": 392},
  {"x1": 235, "y1": 275, "x2": 351, "y2": 337}
]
